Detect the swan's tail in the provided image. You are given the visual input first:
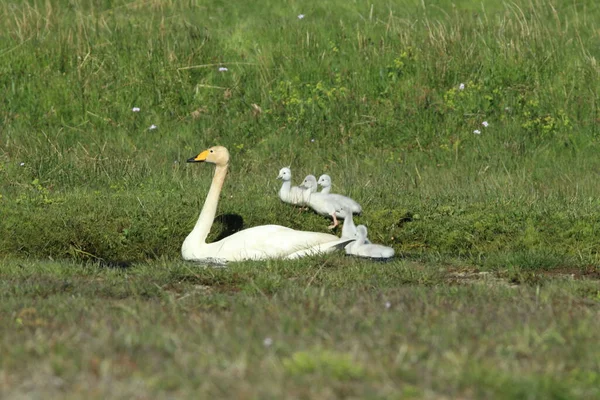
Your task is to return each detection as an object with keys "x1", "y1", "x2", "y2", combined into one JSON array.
[{"x1": 285, "y1": 238, "x2": 356, "y2": 259}]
